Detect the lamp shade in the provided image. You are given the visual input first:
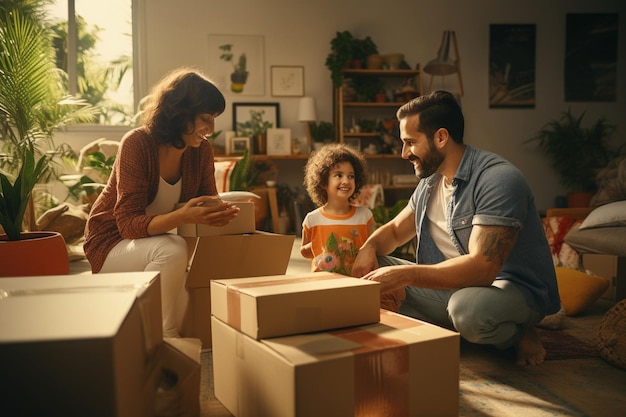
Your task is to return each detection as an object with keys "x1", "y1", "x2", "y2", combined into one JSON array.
[
  {"x1": 298, "y1": 96, "x2": 317, "y2": 122},
  {"x1": 424, "y1": 30, "x2": 457, "y2": 76}
]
